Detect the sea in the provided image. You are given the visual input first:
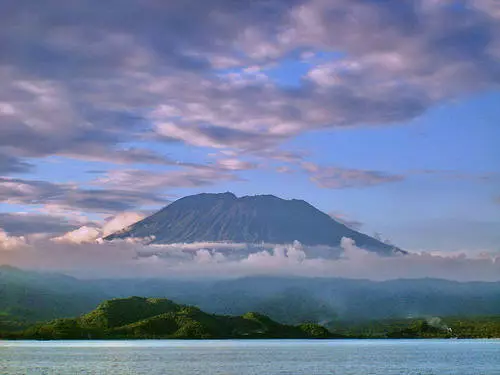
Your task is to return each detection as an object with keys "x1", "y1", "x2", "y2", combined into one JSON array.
[{"x1": 1, "y1": 339, "x2": 499, "y2": 375}]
